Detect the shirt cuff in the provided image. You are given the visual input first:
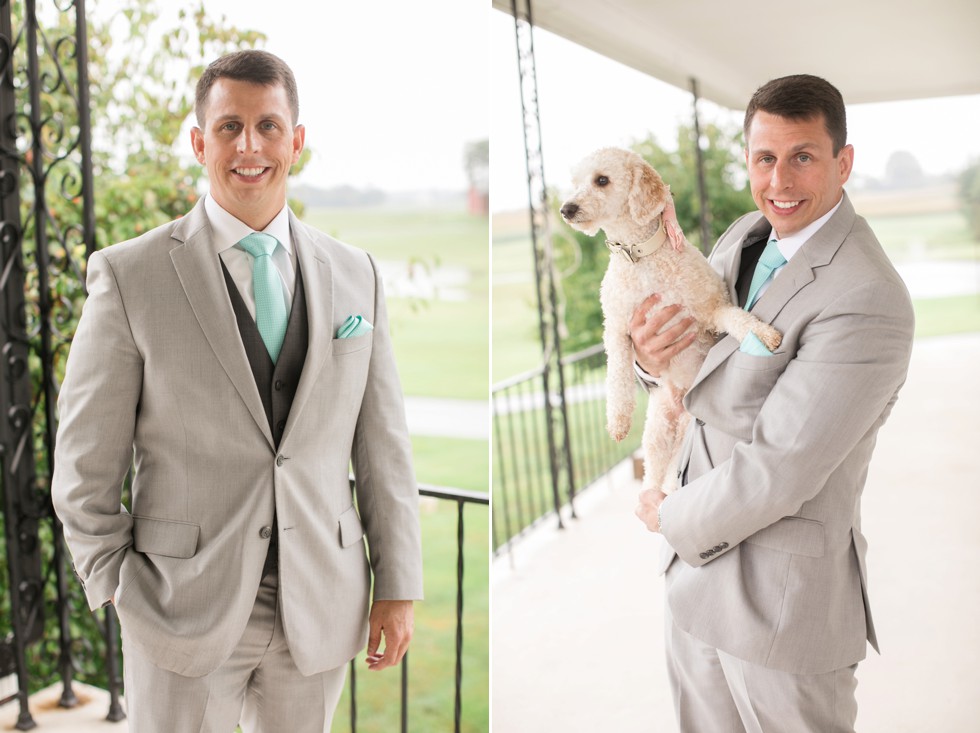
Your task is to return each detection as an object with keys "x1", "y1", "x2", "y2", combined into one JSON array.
[{"x1": 633, "y1": 360, "x2": 660, "y2": 387}]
